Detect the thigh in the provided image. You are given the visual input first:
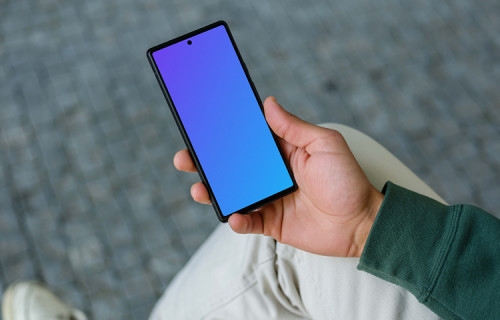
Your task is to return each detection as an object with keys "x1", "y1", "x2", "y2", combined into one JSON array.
[
  {"x1": 320, "y1": 123, "x2": 446, "y2": 204},
  {"x1": 276, "y1": 243, "x2": 441, "y2": 320},
  {"x1": 149, "y1": 224, "x2": 308, "y2": 319}
]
